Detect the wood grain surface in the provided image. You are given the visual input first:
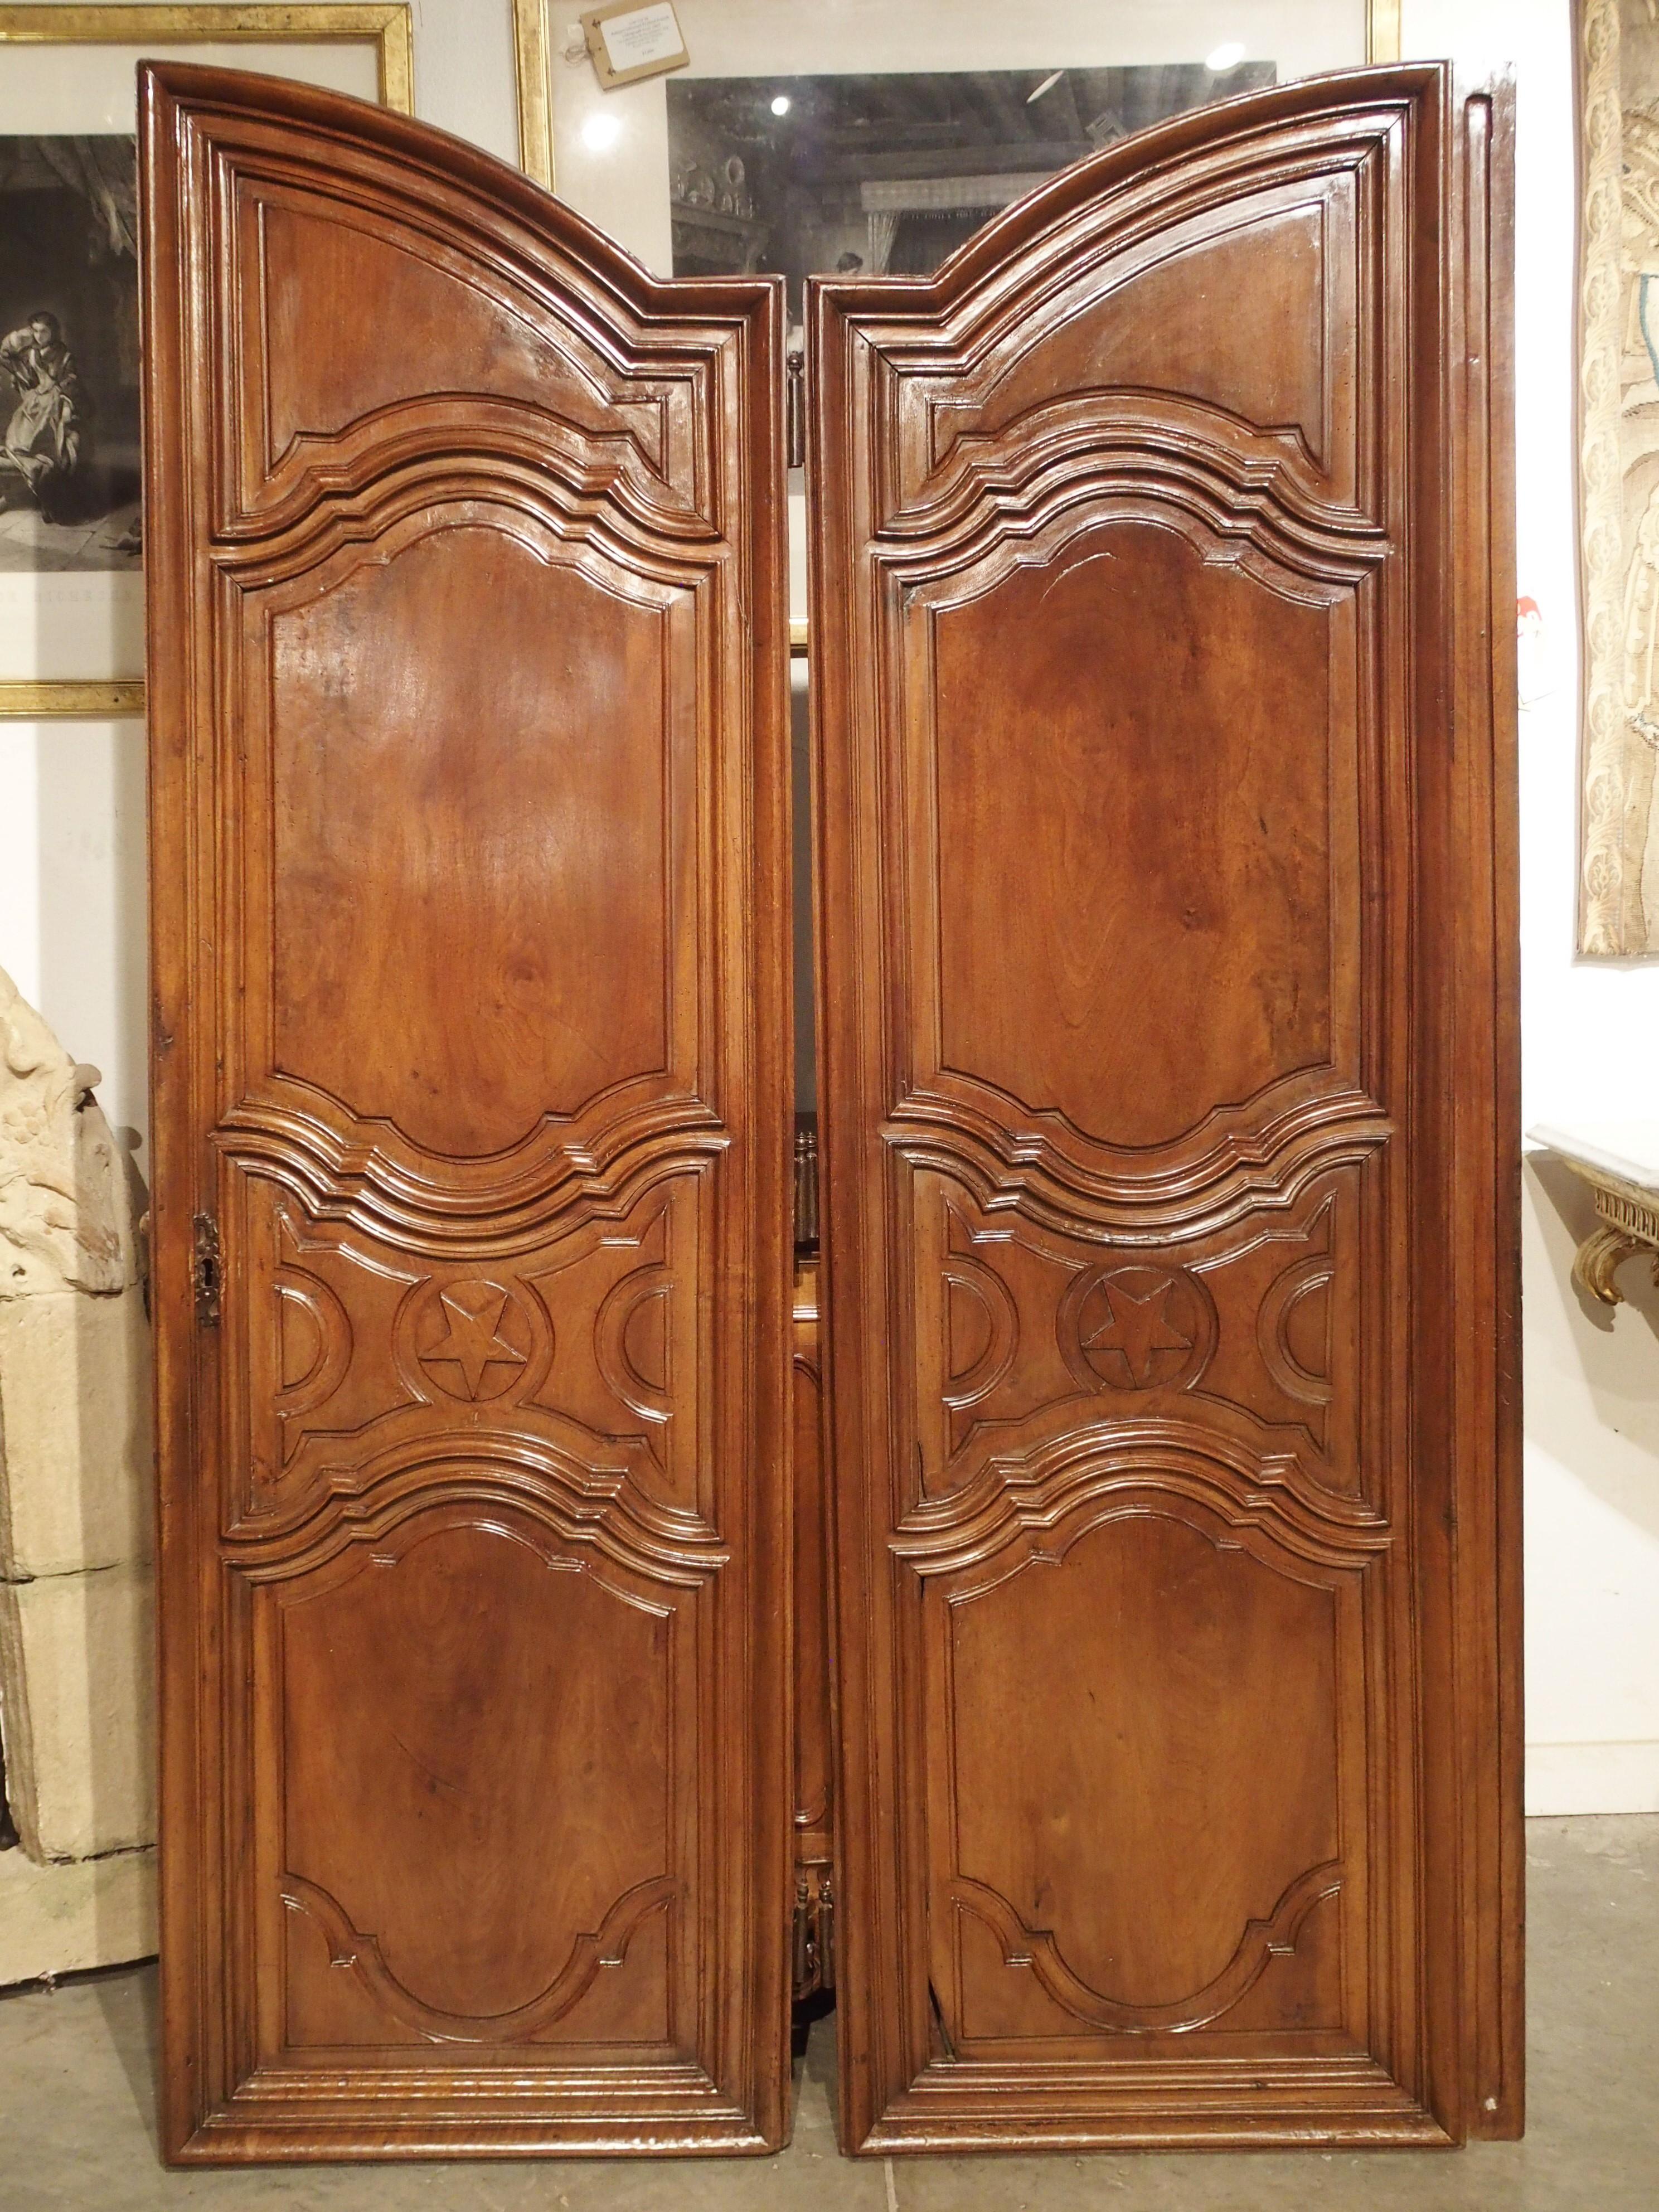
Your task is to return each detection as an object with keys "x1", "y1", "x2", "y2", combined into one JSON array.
[
  {"x1": 807, "y1": 61, "x2": 1521, "y2": 2155},
  {"x1": 142, "y1": 61, "x2": 792, "y2": 2160}
]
